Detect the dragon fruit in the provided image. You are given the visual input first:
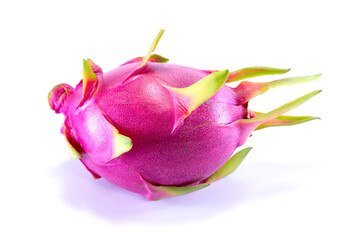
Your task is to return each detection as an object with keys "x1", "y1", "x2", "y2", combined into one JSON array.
[{"x1": 48, "y1": 30, "x2": 321, "y2": 200}]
